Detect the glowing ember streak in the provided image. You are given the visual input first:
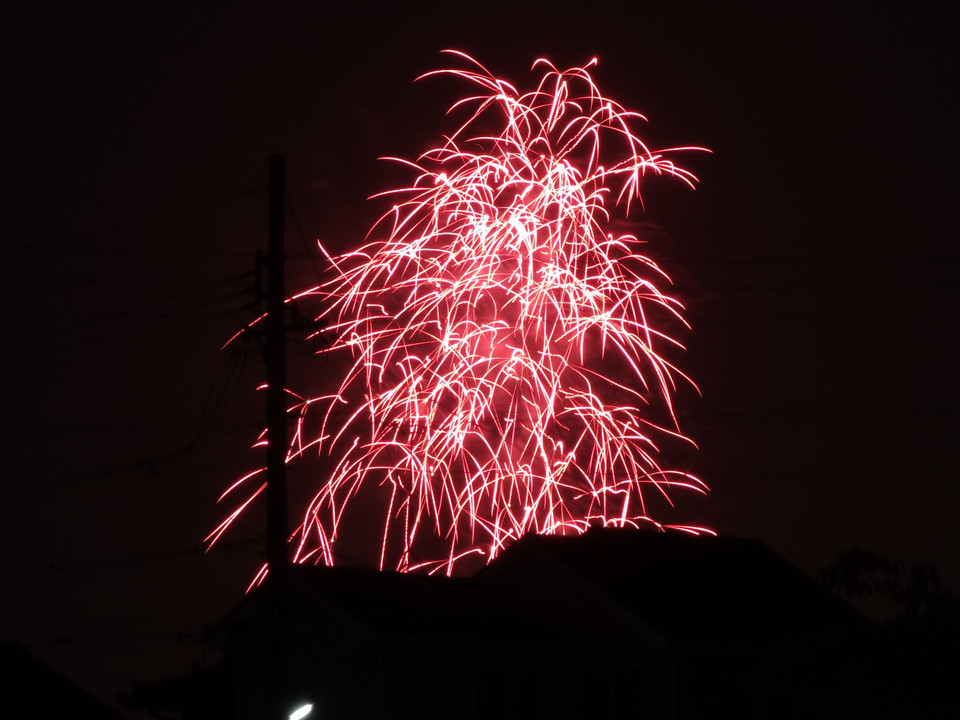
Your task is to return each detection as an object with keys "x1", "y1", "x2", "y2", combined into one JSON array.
[{"x1": 212, "y1": 51, "x2": 711, "y2": 576}]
